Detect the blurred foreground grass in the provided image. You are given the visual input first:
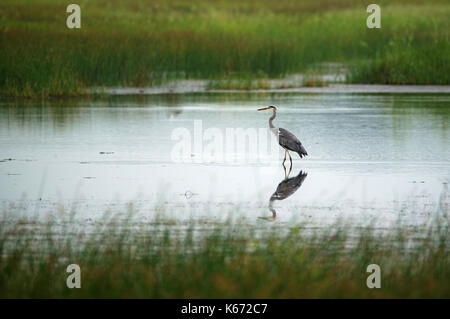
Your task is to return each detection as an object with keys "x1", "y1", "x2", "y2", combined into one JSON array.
[
  {"x1": 0, "y1": 205, "x2": 448, "y2": 298},
  {"x1": 0, "y1": 0, "x2": 449, "y2": 97}
]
